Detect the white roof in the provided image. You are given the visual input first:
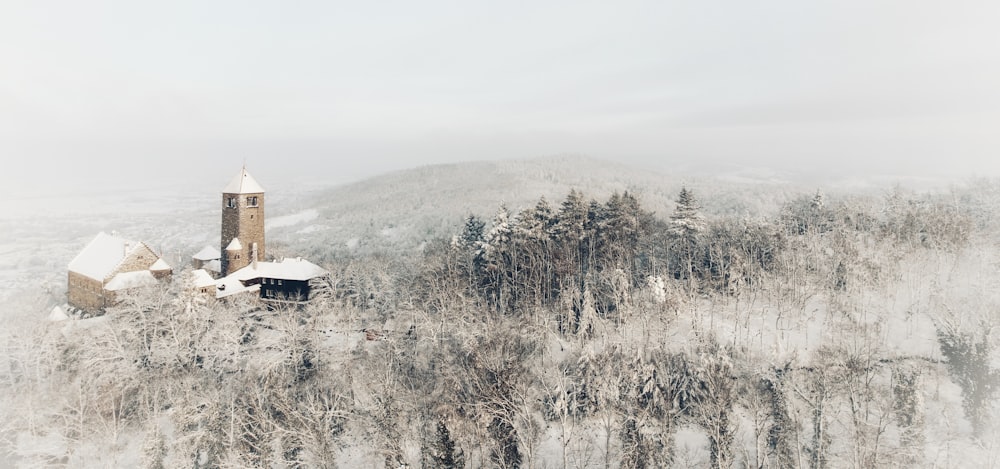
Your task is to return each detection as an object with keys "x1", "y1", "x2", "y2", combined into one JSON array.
[
  {"x1": 215, "y1": 276, "x2": 260, "y2": 299},
  {"x1": 149, "y1": 258, "x2": 171, "y2": 271},
  {"x1": 223, "y1": 167, "x2": 265, "y2": 194},
  {"x1": 204, "y1": 259, "x2": 221, "y2": 273},
  {"x1": 68, "y1": 232, "x2": 152, "y2": 281},
  {"x1": 229, "y1": 257, "x2": 328, "y2": 282},
  {"x1": 190, "y1": 269, "x2": 216, "y2": 289},
  {"x1": 226, "y1": 237, "x2": 243, "y2": 251},
  {"x1": 48, "y1": 305, "x2": 69, "y2": 322},
  {"x1": 192, "y1": 245, "x2": 221, "y2": 261},
  {"x1": 105, "y1": 270, "x2": 158, "y2": 291}
]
